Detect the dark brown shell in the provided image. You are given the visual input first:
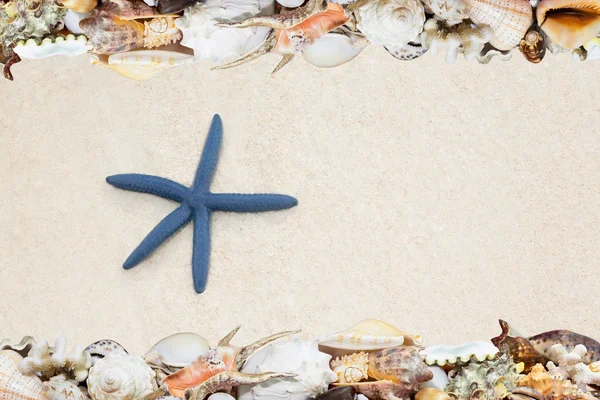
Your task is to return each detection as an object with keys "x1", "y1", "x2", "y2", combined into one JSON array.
[
  {"x1": 491, "y1": 320, "x2": 547, "y2": 373},
  {"x1": 528, "y1": 330, "x2": 600, "y2": 365},
  {"x1": 519, "y1": 25, "x2": 546, "y2": 63}
]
